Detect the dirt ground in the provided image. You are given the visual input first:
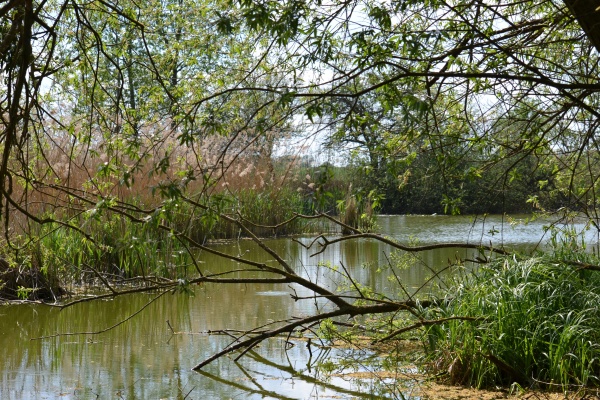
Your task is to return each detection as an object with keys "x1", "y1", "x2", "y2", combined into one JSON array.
[
  {"x1": 333, "y1": 368, "x2": 600, "y2": 400},
  {"x1": 334, "y1": 369, "x2": 599, "y2": 399},
  {"x1": 323, "y1": 339, "x2": 599, "y2": 400},
  {"x1": 406, "y1": 382, "x2": 596, "y2": 400}
]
